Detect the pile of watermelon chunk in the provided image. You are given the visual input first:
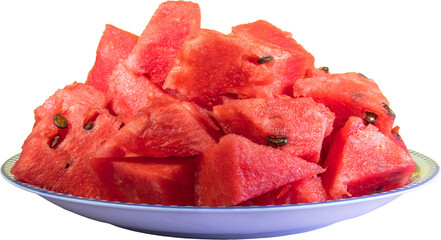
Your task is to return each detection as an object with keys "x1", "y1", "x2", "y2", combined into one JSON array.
[{"x1": 11, "y1": 1, "x2": 416, "y2": 206}]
